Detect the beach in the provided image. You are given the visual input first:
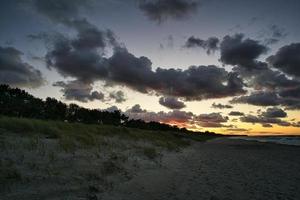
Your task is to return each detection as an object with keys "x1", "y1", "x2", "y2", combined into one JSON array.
[
  {"x1": 1, "y1": 135, "x2": 300, "y2": 200},
  {"x1": 103, "y1": 138, "x2": 300, "y2": 200}
]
